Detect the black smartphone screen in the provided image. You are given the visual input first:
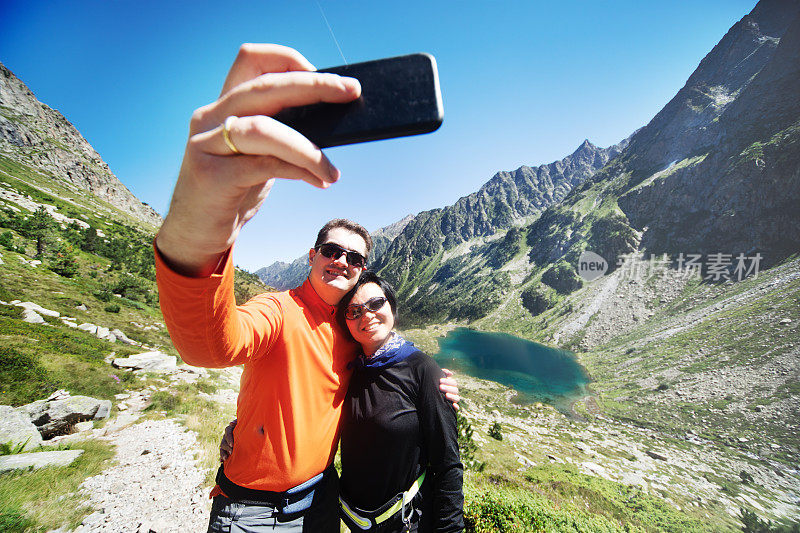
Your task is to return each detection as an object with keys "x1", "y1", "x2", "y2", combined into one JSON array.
[{"x1": 273, "y1": 53, "x2": 443, "y2": 148}]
